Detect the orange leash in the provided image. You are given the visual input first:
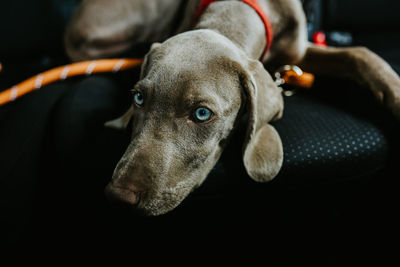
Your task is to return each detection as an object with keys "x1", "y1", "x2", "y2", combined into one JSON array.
[
  {"x1": 280, "y1": 69, "x2": 315, "y2": 88},
  {"x1": 0, "y1": 59, "x2": 314, "y2": 107},
  {"x1": 274, "y1": 65, "x2": 315, "y2": 90},
  {"x1": 0, "y1": 58, "x2": 143, "y2": 106}
]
